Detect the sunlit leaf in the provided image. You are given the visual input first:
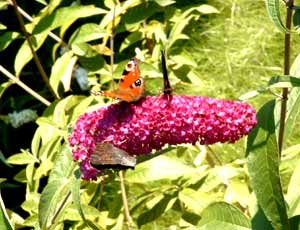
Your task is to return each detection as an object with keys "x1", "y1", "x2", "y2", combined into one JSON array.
[
  {"x1": 268, "y1": 75, "x2": 300, "y2": 88},
  {"x1": 48, "y1": 144, "x2": 75, "y2": 182},
  {"x1": 197, "y1": 202, "x2": 251, "y2": 230},
  {"x1": 126, "y1": 155, "x2": 195, "y2": 183},
  {"x1": 274, "y1": 87, "x2": 300, "y2": 149},
  {"x1": 0, "y1": 192, "x2": 13, "y2": 230},
  {"x1": 247, "y1": 100, "x2": 289, "y2": 229},
  {"x1": 137, "y1": 195, "x2": 176, "y2": 227},
  {"x1": 69, "y1": 23, "x2": 107, "y2": 44},
  {"x1": 14, "y1": 31, "x2": 48, "y2": 76},
  {"x1": 38, "y1": 179, "x2": 72, "y2": 229},
  {"x1": 33, "y1": 5, "x2": 107, "y2": 35},
  {"x1": 290, "y1": 53, "x2": 300, "y2": 77},
  {"x1": 179, "y1": 188, "x2": 219, "y2": 214},
  {"x1": 152, "y1": 0, "x2": 175, "y2": 7},
  {"x1": 286, "y1": 163, "x2": 300, "y2": 217},
  {"x1": 0, "y1": 81, "x2": 12, "y2": 98},
  {"x1": 265, "y1": 0, "x2": 289, "y2": 33},
  {"x1": 196, "y1": 4, "x2": 219, "y2": 14},
  {"x1": 119, "y1": 31, "x2": 142, "y2": 52},
  {"x1": 49, "y1": 51, "x2": 77, "y2": 98},
  {"x1": 7, "y1": 151, "x2": 38, "y2": 165}
]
